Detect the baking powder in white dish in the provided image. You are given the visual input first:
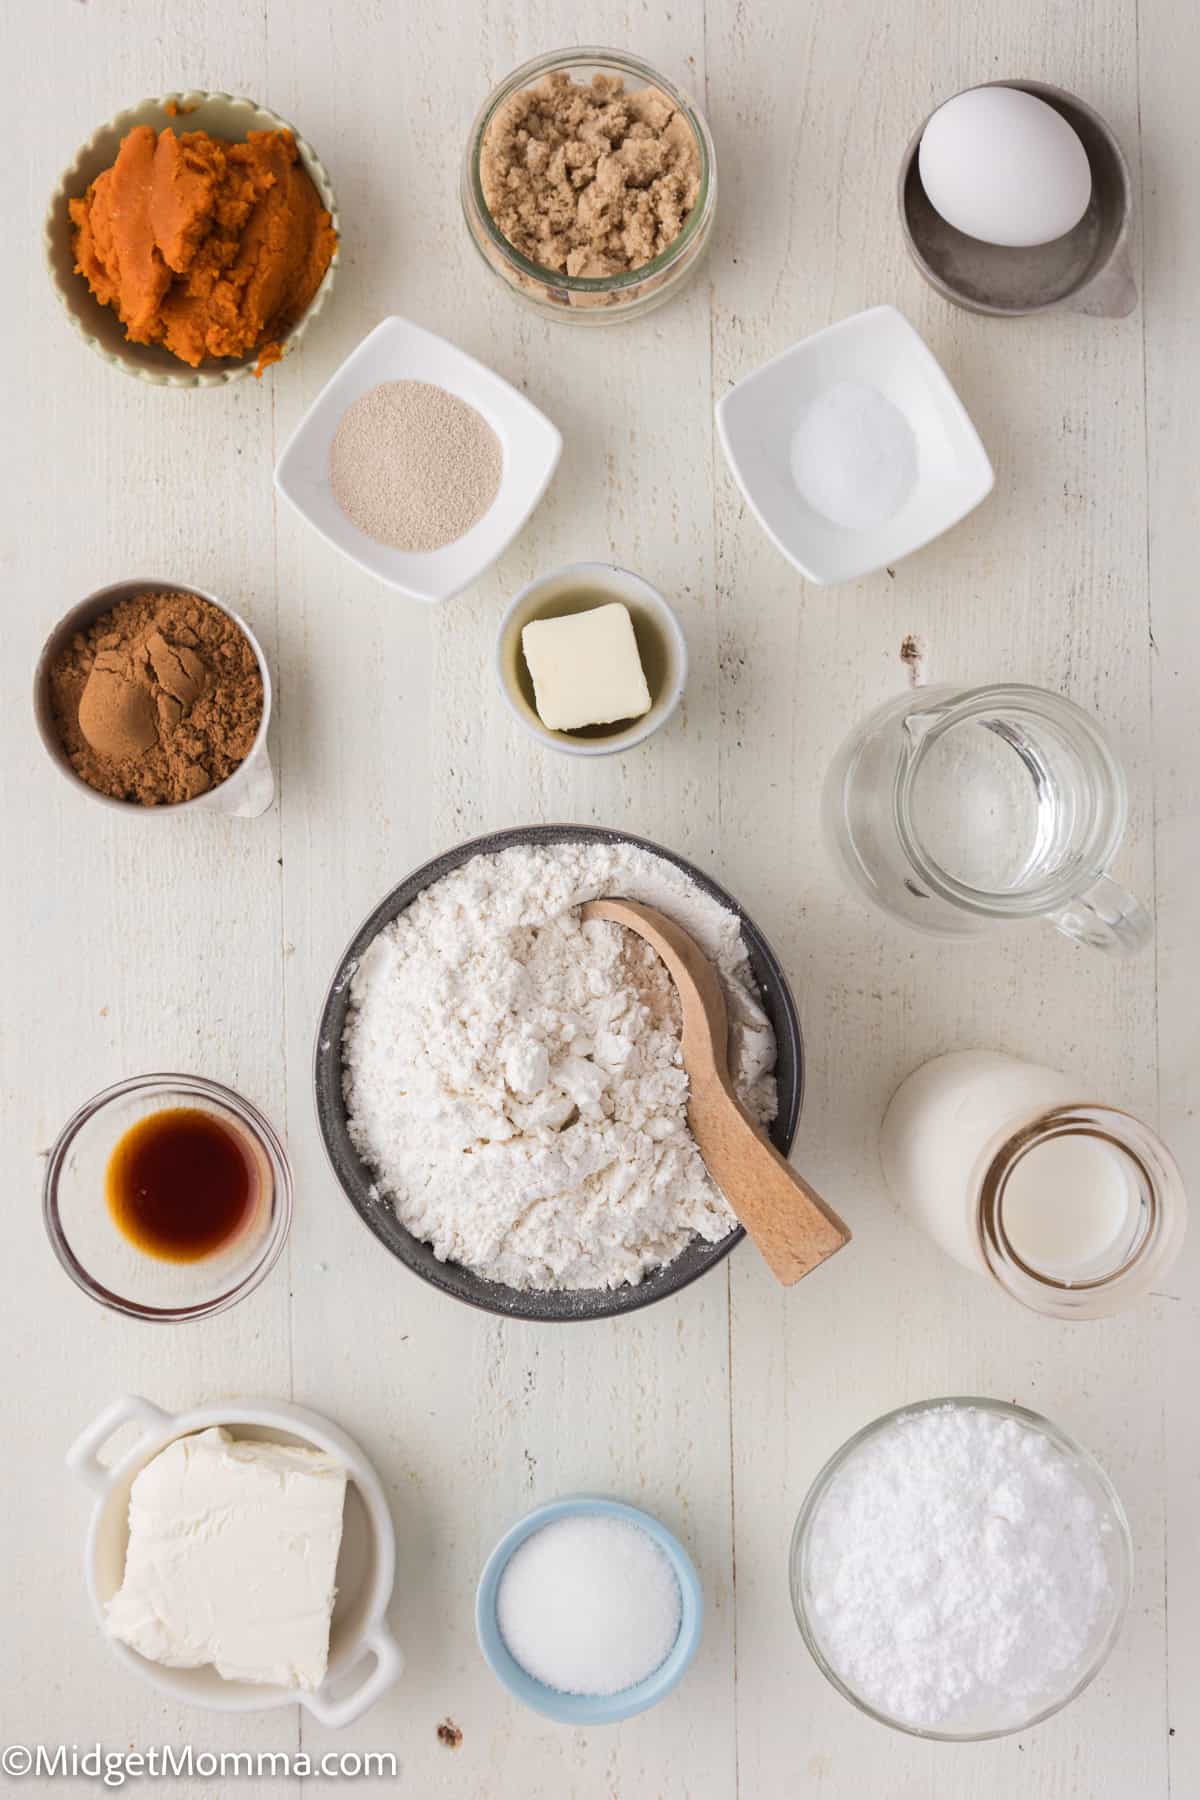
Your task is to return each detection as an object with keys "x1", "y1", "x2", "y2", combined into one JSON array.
[
  {"x1": 341, "y1": 840, "x2": 777, "y2": 1291},
  {"x1": 804, "y1": 1404, "x2": 1114, "y2": 1730},
  {"x1": 497, "y1": 1515, "x2": 681, "y2": 1696}
]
